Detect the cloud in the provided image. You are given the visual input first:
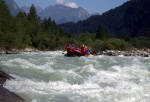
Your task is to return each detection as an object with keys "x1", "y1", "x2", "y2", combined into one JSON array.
[
  {"x1": 65, "y1": 2, "x2": 78, "y2": 8},
  {"x1": 56, "y1": 0, "x2": 65, "y2": 4},
  {"x1": 55, "y1": 0, "x2": 78, "y2": 8}
]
